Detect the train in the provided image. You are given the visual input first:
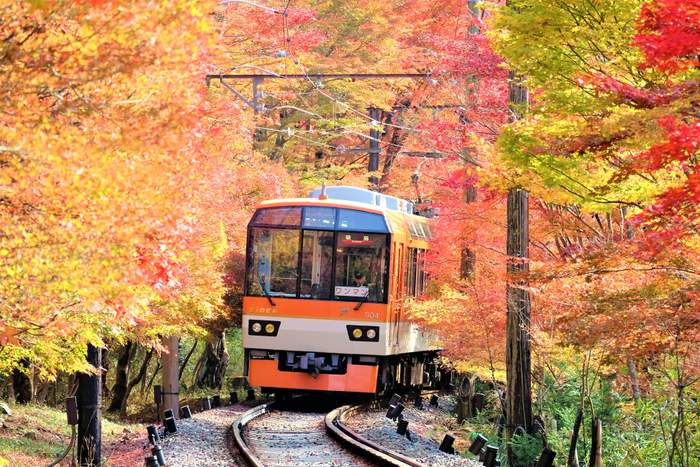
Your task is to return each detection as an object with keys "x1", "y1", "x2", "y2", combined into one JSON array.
[{"x1": 241, "y1": 185, "x2": 447, "y2": 398}]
